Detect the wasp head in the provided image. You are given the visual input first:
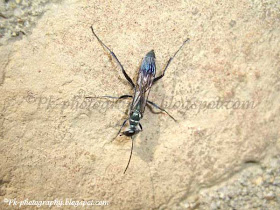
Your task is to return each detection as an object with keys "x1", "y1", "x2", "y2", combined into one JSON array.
[
  {"x1": 121, "y1": 126, "x2": 141, "y2": 137},
  {"x1": 122, "y1": 130, "x2": 136, "y2": 137}
]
